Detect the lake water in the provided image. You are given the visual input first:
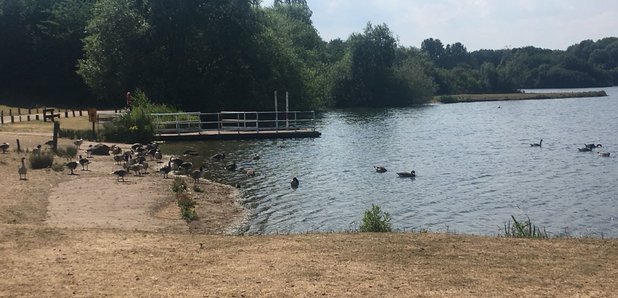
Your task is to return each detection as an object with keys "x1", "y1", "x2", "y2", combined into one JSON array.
[{"x1": 162, "y1": 87, "x2": 618, "y2": 237}]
